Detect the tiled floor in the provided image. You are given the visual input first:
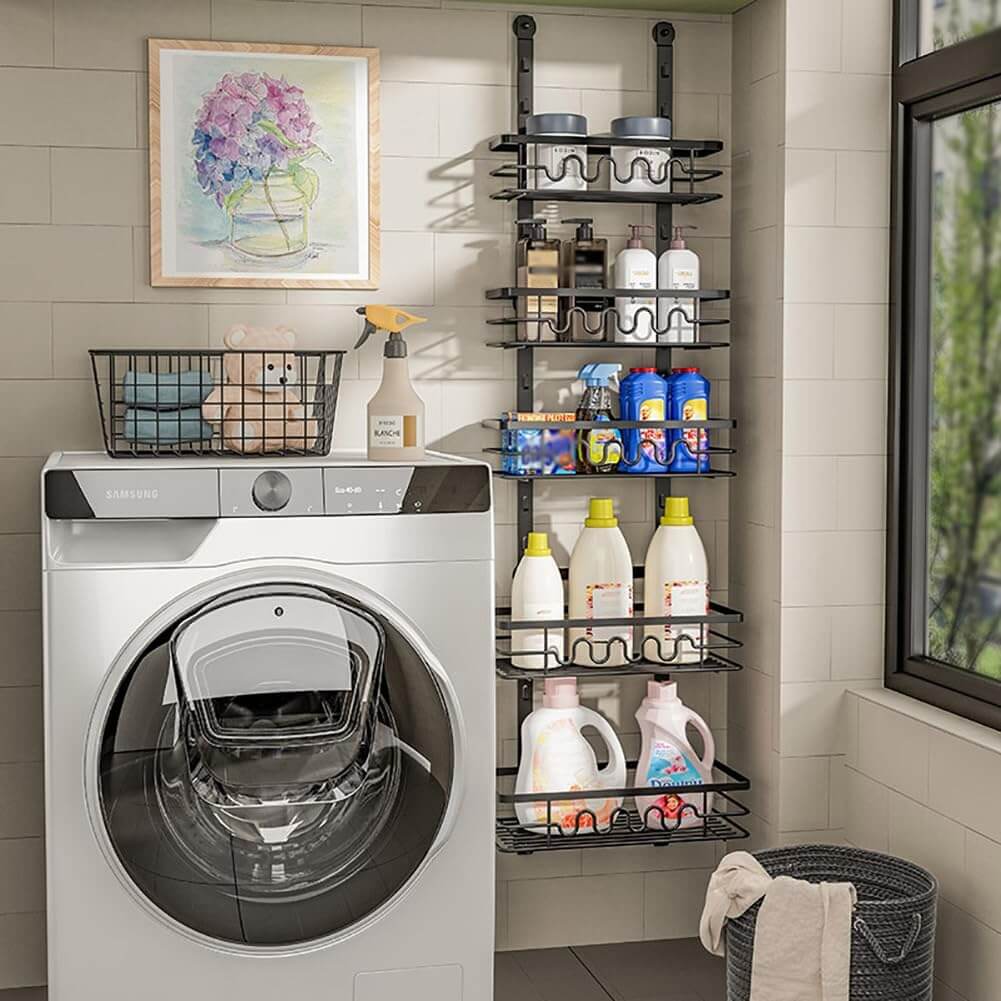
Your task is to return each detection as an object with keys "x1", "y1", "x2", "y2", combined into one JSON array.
[
  {"x1": 1, "y1": 939, "x2": 724, "y2": 1001},
  {"x1": 496, "y1": 938, "x2": 725, "y2": 1001}
]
